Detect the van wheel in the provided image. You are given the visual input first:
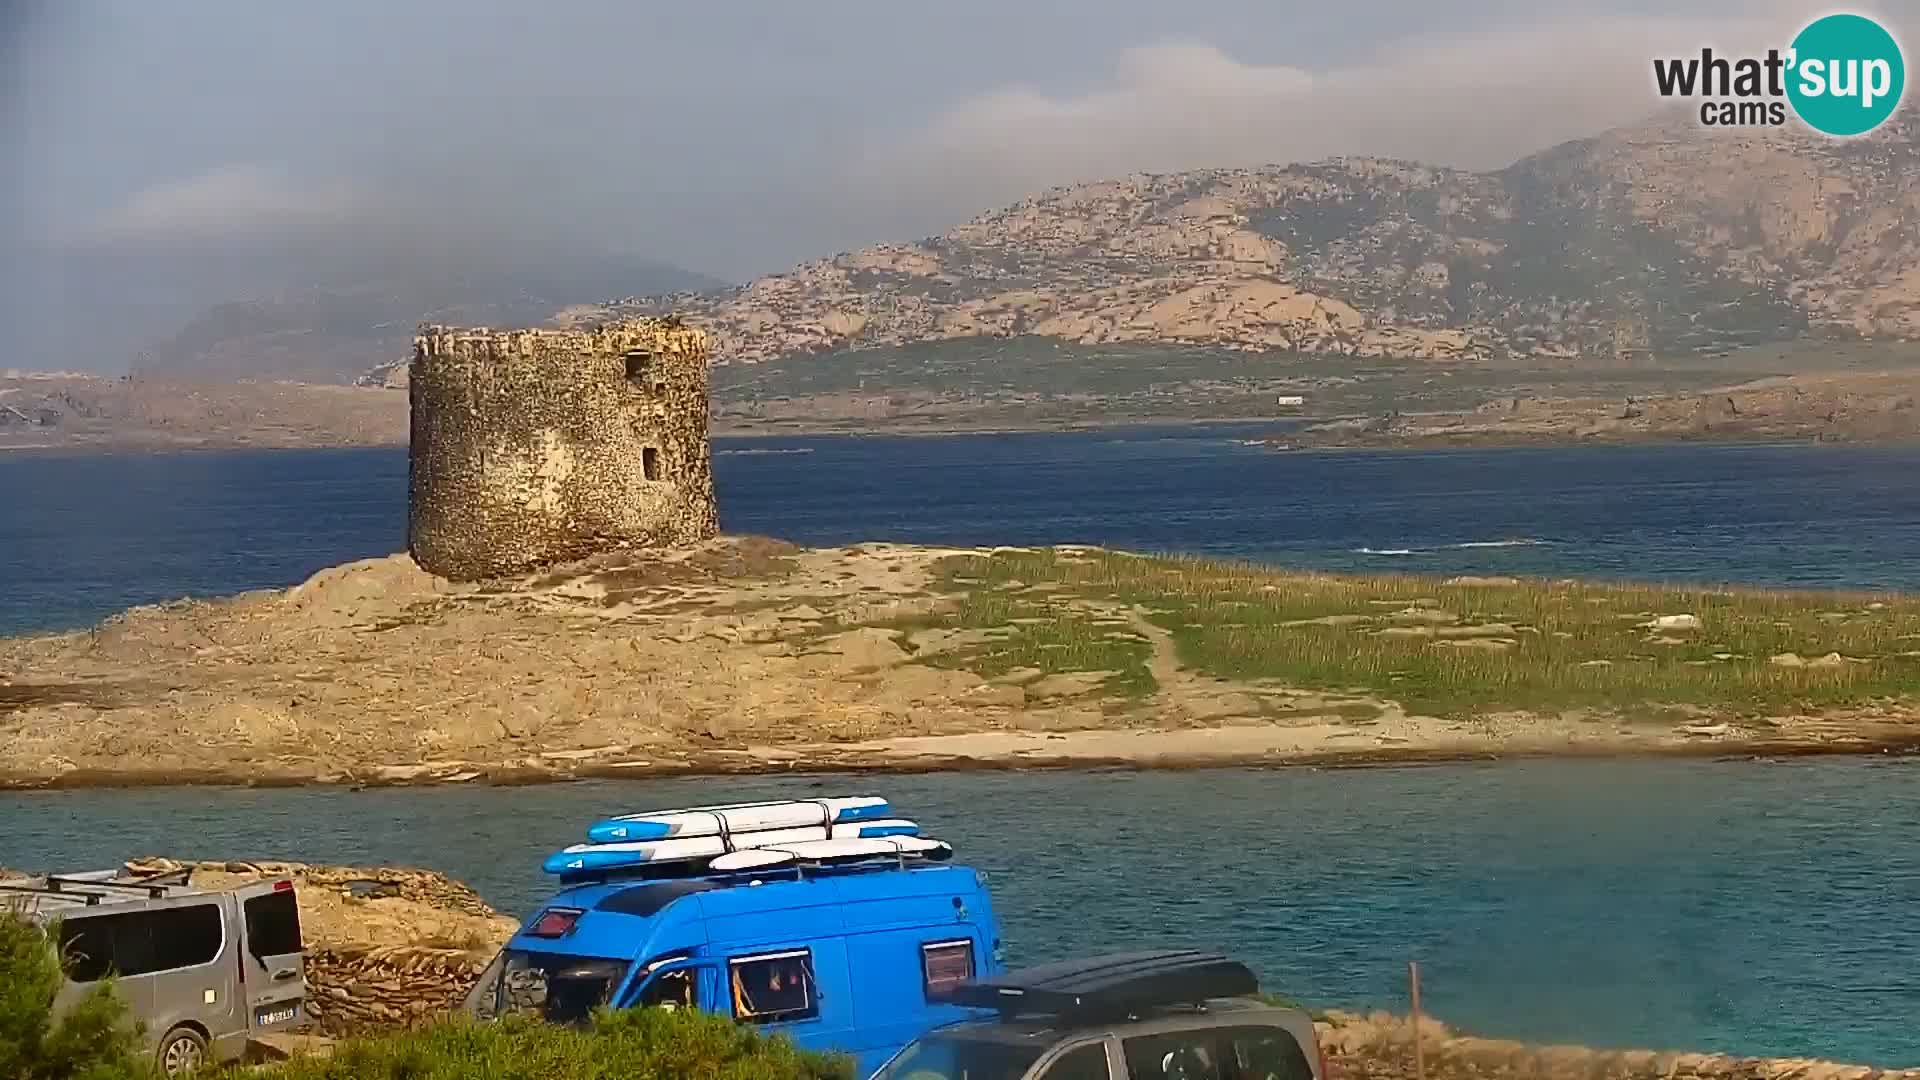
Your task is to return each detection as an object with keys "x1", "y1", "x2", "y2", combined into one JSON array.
[{"x1": 157, "y1": 1026, "x2": 208, "y2": 1077}]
